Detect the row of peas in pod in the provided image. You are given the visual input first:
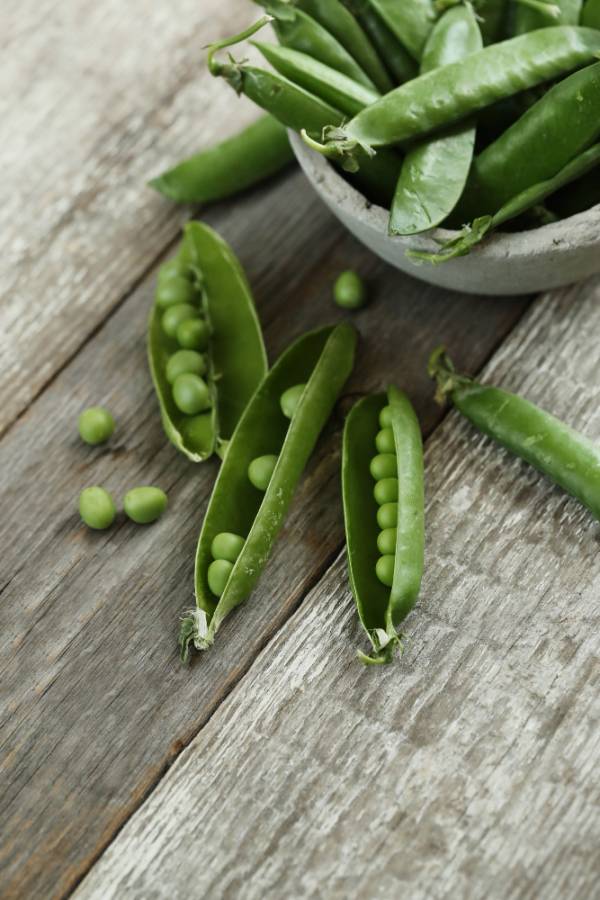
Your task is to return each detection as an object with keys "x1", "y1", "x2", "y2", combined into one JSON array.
[
  {"x1": 202, "y1": 1, "x2": 600, "y2": 260},
  {"x1": 149, "y1": 222, "x2": 267, "y2": 462}
]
